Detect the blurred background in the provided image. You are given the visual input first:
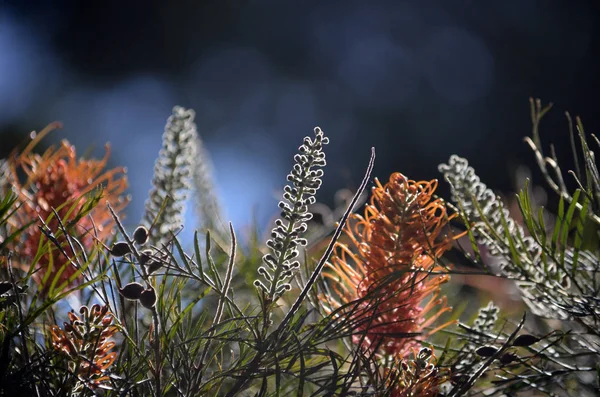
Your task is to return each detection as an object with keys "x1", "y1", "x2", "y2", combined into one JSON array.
[{"x1": 1, "y1": 0, "x2": 599, "y2": 238}]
